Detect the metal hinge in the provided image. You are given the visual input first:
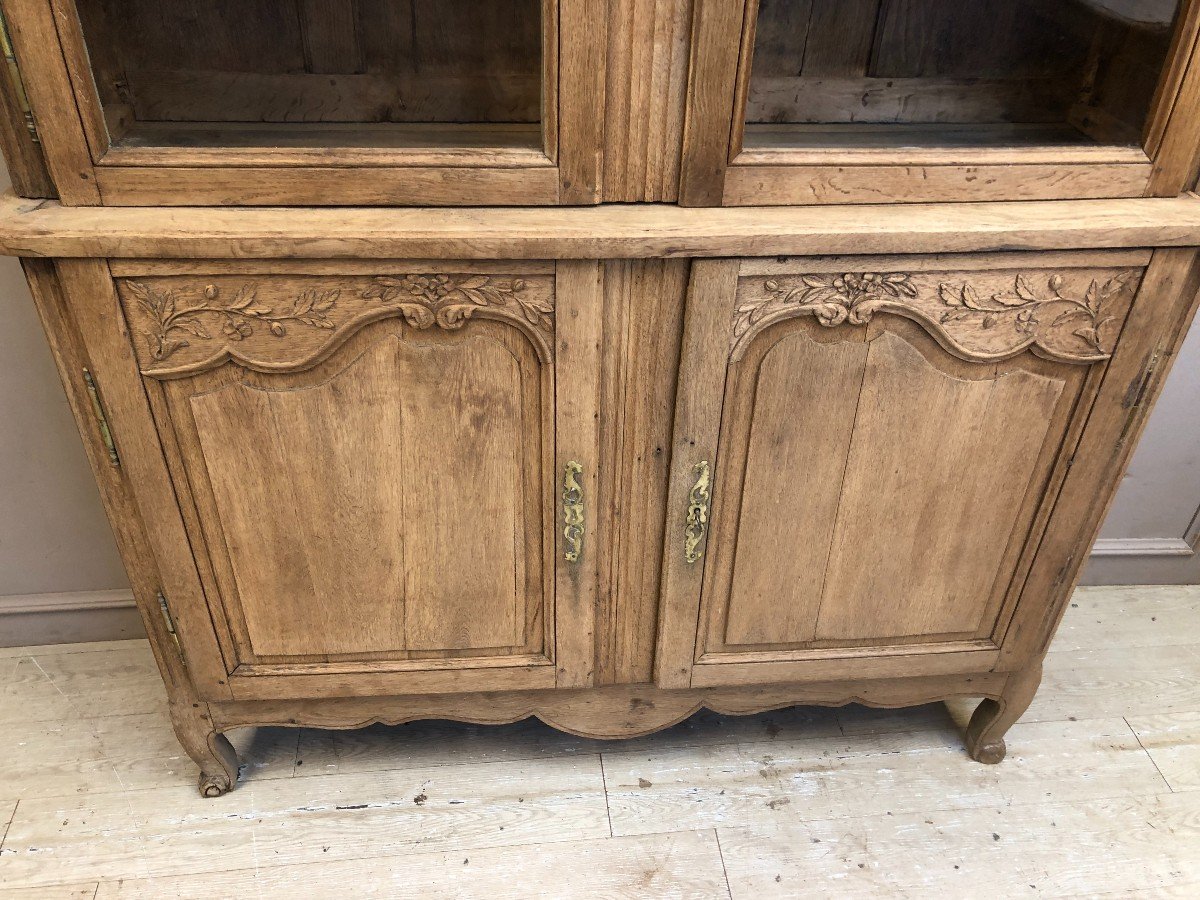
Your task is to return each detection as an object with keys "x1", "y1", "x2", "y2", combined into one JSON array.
[
  {"x1": 82, "y1": 368, "x2": 120, "y2": 467},
  {"x1": 0, "y1": 8, "x2": 38, "y2": 143},
  {"x1": 157, "y1": 591, "x2": 183, "y2": 656}
]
